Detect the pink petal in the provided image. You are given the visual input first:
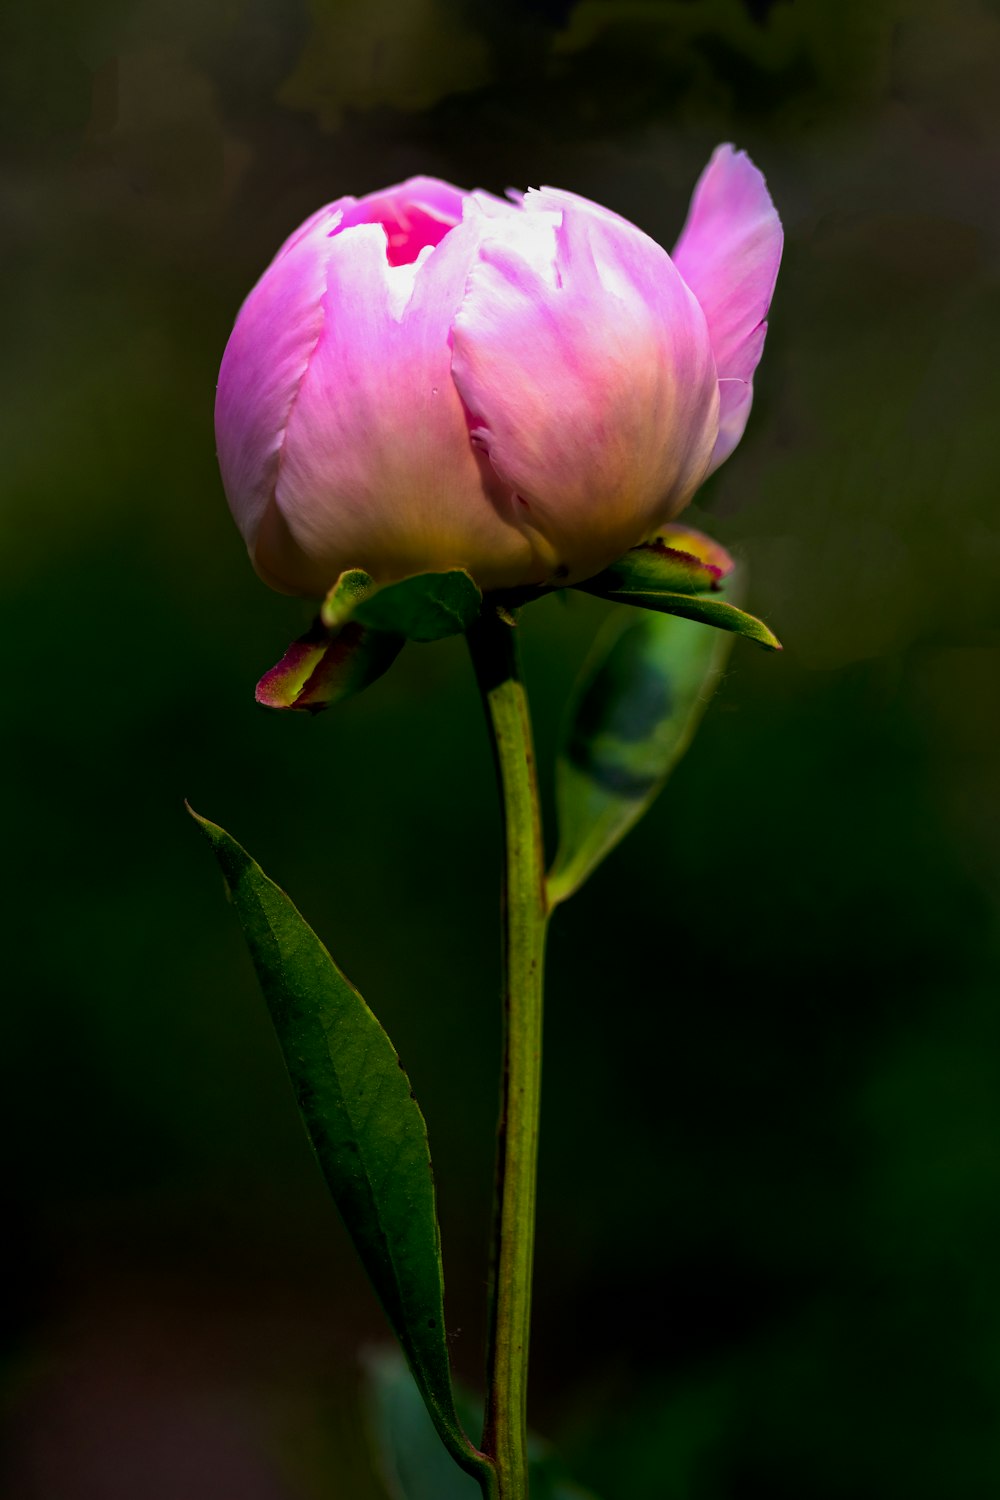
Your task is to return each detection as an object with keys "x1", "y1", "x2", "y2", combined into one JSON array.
[
  {"x1": 451, "y1": 191, "x2": 720, "y2": 584},
  {"x1": 672, "y1": 144, "x2": 782, "y2": 472},
  {"x1": 215, "y1": 206, "x2": 345, "y2": 558},
  {"x1": 264, "y1": 214, "x2": 538, "y2": 594}
]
